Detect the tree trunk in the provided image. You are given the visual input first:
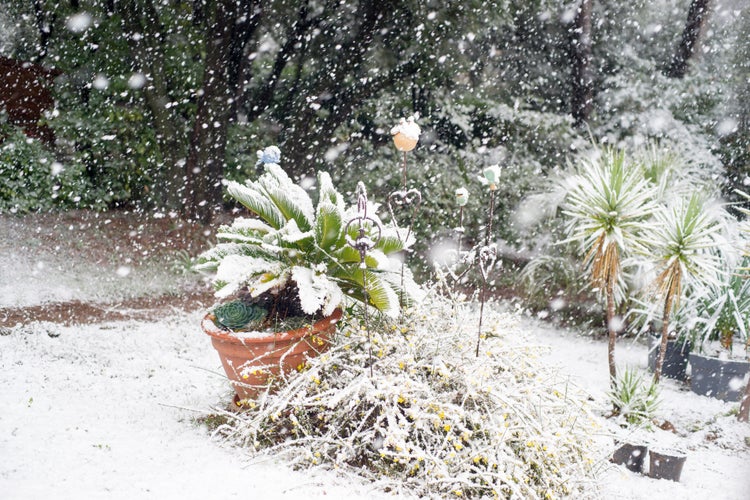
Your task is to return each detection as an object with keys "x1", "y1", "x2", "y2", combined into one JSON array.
[
  {"x1": 739, "y1": 376, "x2": 750, "y2": 422},
  {"x1": 571, "y1": 0, "x2": 594, "y2": 126},
  {"x1": 120, "y1": 0, "x2": 186, "y2": 211},
  {"x1": 183, "y1": 0, "x2": 262, "y2": 223},
  {"x1": 666, "y1": 0, "x2": 713, "y2": 78},
  {"x1": 606, "y1": 274, "x2": 617, "y2": 388},
  {"x1": 653, "y1": 294, "x2": 674, "y2": 384}
]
